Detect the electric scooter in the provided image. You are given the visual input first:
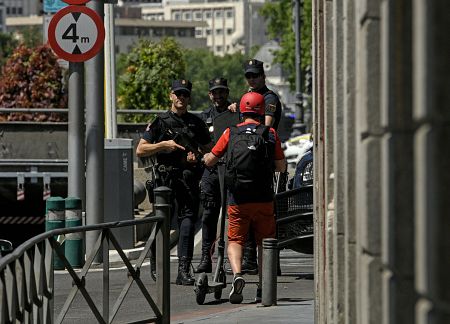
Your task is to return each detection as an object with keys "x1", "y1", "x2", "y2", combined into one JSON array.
[
  {"x1": 194, "y1": 164, "x2": 228, "y2": 304},
  {"x1": 194, "y1": 109, "x2": 239, "y2": 305}
]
